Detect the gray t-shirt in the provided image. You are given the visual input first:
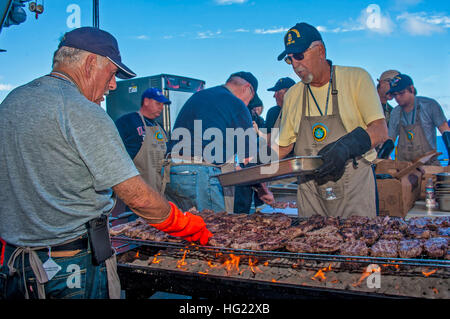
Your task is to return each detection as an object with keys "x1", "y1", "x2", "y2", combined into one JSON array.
[
  {"x1": 388, "y1": 96, "x2": 447, "y2": 150},
  {"x1": 0, "y1": 76, "x2": 139, "y2": 246}
]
